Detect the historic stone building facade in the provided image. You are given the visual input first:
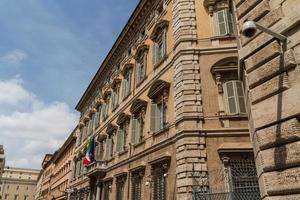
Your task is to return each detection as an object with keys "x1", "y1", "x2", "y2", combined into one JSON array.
[
  {"x1": 0, "y1": 167, "x2": 39, "y2": 200},
  {"x1": 231, "y1": 0, "x2": 300, "y2": 199},
  {"x1": 69, "y1": 0, "x2": 259, "y2": 199},
  {"x1": 0, "y1": 146, "x2": 4, "y2": 178},
  {"x1": 37, "y1": 131, "x2": 76, "y2": 200}
]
